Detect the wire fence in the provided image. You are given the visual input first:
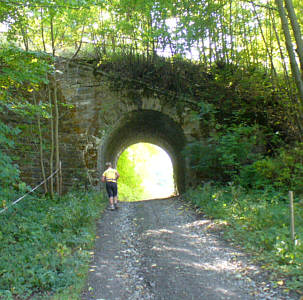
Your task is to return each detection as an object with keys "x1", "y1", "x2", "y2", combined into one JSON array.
[{"x1": 0, "y1": 165, "x2": 61, "y2": 215}]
